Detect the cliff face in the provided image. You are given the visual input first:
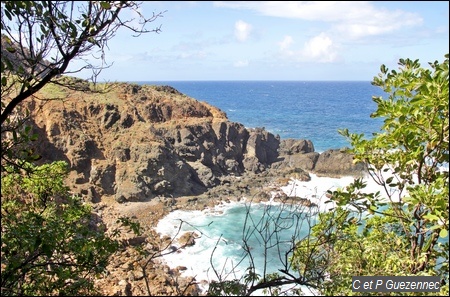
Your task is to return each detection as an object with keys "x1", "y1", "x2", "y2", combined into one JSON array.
[
  {"x1": 25, "y1": 82, "x2": 274, "y2": 202},
  {"x1": 24, "y1": 80, "x2": 364, "y2": 203}
]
